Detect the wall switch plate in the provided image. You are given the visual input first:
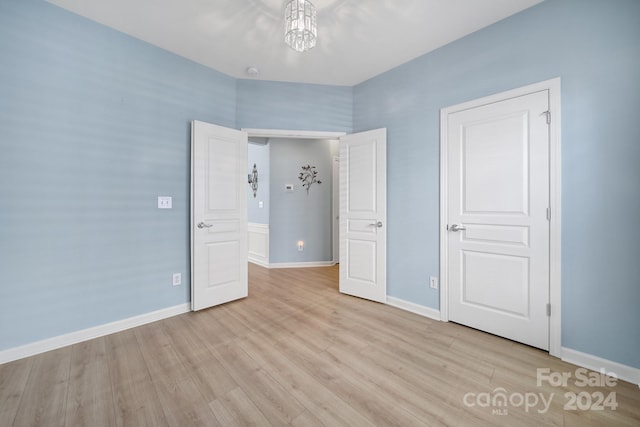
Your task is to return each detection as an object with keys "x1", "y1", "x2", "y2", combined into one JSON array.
[
  {"x1": 173, "y1": 273, "x2": 181, "y2": 286},
  {"x1": 258, "y1": 201, "x2": 264, "y2": 208},
  {"x1": 429, "y1": 276, "x2": 438, "y2": 289},
  {"x1": 158, "y1": 196, "x2": 172, "y2": 209}
]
